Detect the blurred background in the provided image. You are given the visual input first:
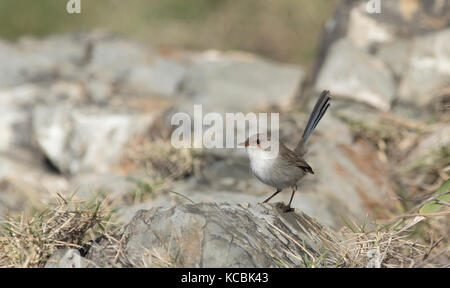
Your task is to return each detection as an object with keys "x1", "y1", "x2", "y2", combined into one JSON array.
[
  {"x1": 0, "y1": 0, "x2": 449, "y2": 267},
  {"x1": 0, "y1": 0, "x2": 333, "y2": 65}
]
